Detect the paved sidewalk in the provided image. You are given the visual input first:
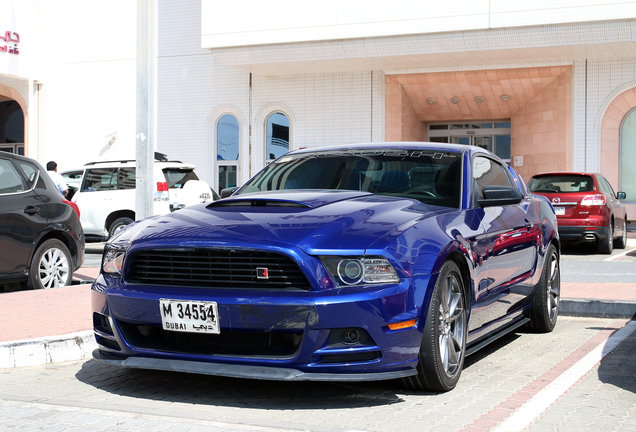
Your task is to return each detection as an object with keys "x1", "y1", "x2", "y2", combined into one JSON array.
[{"x1": 1, "y1": 242, "x2": 635, "y2": 369}]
